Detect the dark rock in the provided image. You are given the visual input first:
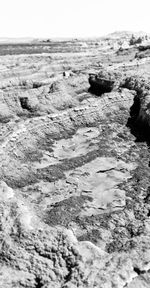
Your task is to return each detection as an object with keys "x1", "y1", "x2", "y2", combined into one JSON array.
[{"x1": 89, "y1": 69, "x2": 115, "y2": 95}]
